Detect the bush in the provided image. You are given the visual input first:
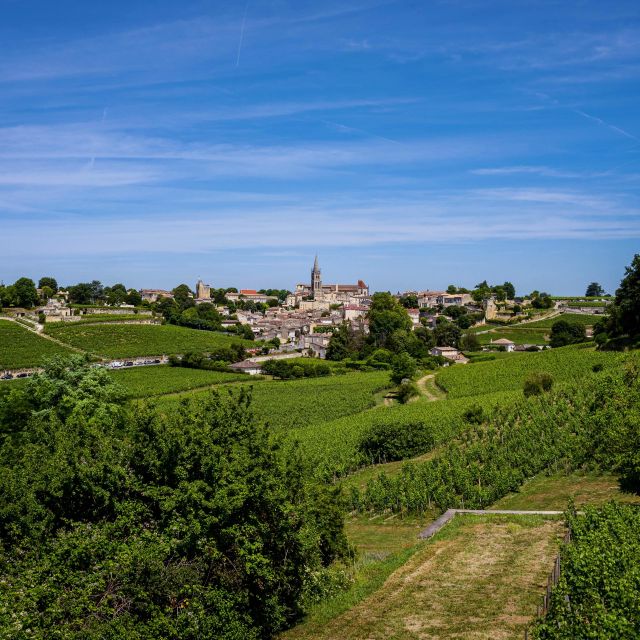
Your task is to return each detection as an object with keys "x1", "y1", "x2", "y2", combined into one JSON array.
[
  {"x1": 462, "y1": 404, "x2": 485, "y2": 424},
  {"x1": 523, "y1": 371, "x2": 554, "y2": 397},
  {"x1": 358, "y1": 421, "x2": 435, "y2": 463},
  {"x1": 390, "y1": 352, "x2": 417, "y2": 384},
  {"x1": 262, "y1": 358, "x2": 331, "y2": 379},
  {"x1": 0, "y1": 358, "x2": 349, "y2": 639},
  {"x1": 397, "y1": 381, "x2": 419, "y2": 404}
]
